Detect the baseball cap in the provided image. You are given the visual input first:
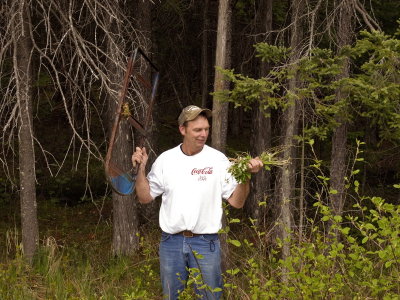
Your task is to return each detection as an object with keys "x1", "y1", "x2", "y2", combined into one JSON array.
[{"x1": 178, "y1": 105, "x2": 212, "y2": 126}]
